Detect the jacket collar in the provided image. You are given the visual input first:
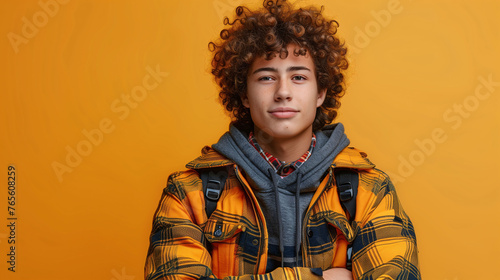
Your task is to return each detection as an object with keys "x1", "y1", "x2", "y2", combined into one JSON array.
[
  {"x1": 332, "y1": 146, "x2": 376, "y2": 170},
  {"x1": 186, "y1": 145, "x2": 375, "y2": 171},
  {"x1": 185, "y1": 146, "x2": 233, "y2": 169}
]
